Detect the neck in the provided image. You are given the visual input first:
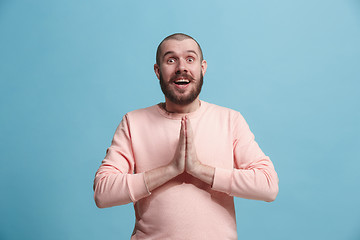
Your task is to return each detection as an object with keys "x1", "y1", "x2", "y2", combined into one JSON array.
[{"x1": 163, "y1": 98, "x2": 200, "y2": 113}]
